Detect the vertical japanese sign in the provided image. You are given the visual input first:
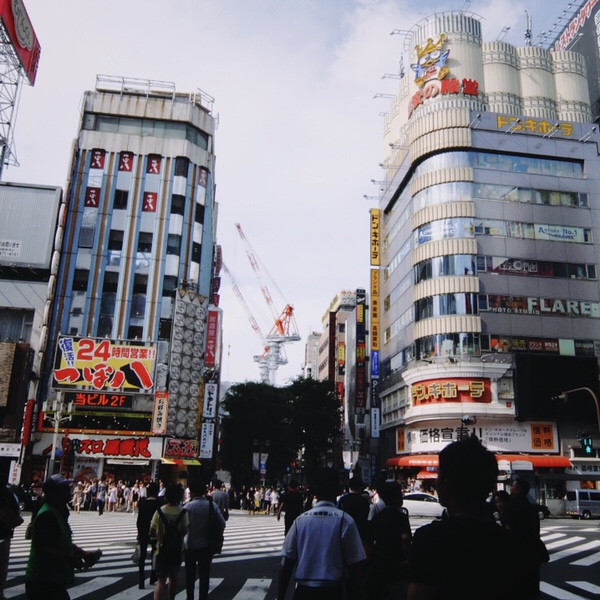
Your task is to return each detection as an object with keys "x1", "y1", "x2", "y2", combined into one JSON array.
[
  {"x1": 370, "y1": 209, "x2": 380, "y2": 266},
  {"x1": 355, "y1": 289, "x2": 366, "y2": 413},
  {"x1": 204, "y1": 309, "x2": 220, "y2": 367},
  {"x1": 202, "y1": 383, "x2": 217, "y2": 419},
  {"x1": 199, "y1": 421, "x2": 215, "y2": 459},
  {"x1": 370, "y1": 268, "x2": 380, "y2": 352},
  {"x1": 152, "y1": 391, "x2": 169, "y2": 435}
]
